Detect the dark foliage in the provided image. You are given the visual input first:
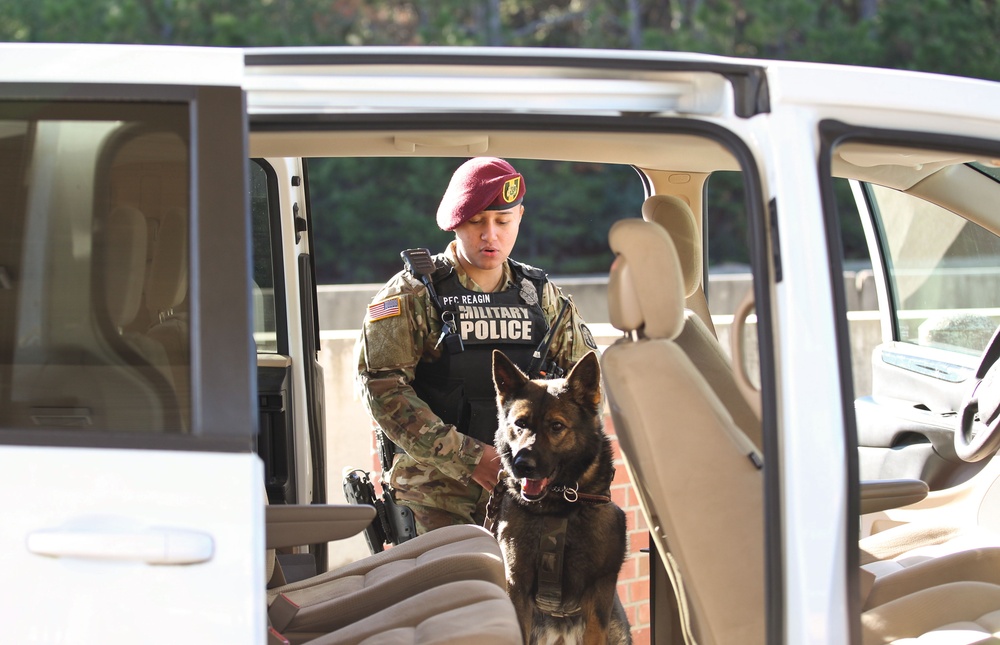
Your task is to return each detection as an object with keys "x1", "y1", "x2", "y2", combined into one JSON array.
[{"x1": 8, "y1": 0, "x2": 993, "y2": 281}]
